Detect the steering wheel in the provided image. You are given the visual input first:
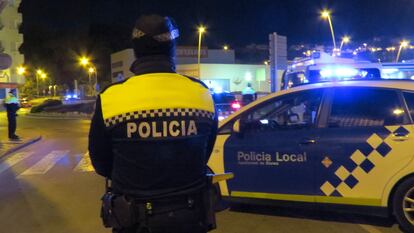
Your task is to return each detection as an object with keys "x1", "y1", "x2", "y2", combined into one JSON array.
[{"x1": 268, "y1": 119, "x2": 280, "y2": 129}]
